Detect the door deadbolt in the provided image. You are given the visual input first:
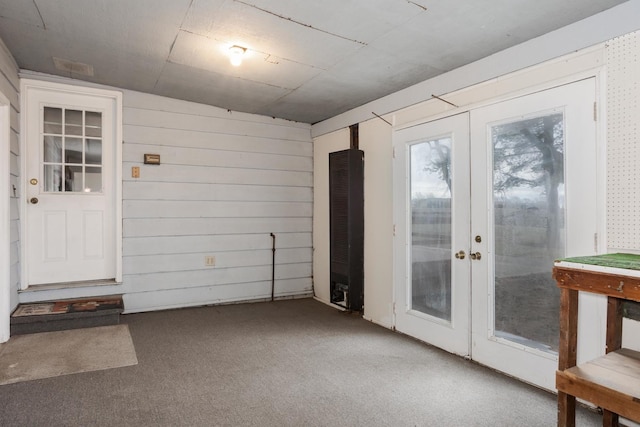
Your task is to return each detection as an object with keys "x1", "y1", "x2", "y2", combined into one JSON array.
[
  {"x1": 475, "y1": 235, "x2": 482, "y2": 243},
  {"x1": 30, "y1": 197, "x2": 38, "y2": 204},
  {"x1": 470, "y1": 252, "x2": 482, "y2": 260},
  {"x1": 454, "y1": 250, "x2": 466, "y2": 260},
  {"x1": 30, "y1": 178, "x2": 38, "y2": 185}
]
